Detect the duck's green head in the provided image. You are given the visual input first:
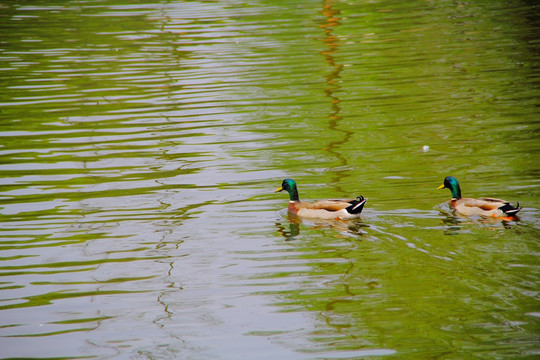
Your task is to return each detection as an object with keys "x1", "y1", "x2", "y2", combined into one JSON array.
[
  {"x1": 275, "y1": 178, "x2": 299, "y2": 201},
  {"x1": 438, "y1": 176, "x2": 462, "y2": 199}
]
